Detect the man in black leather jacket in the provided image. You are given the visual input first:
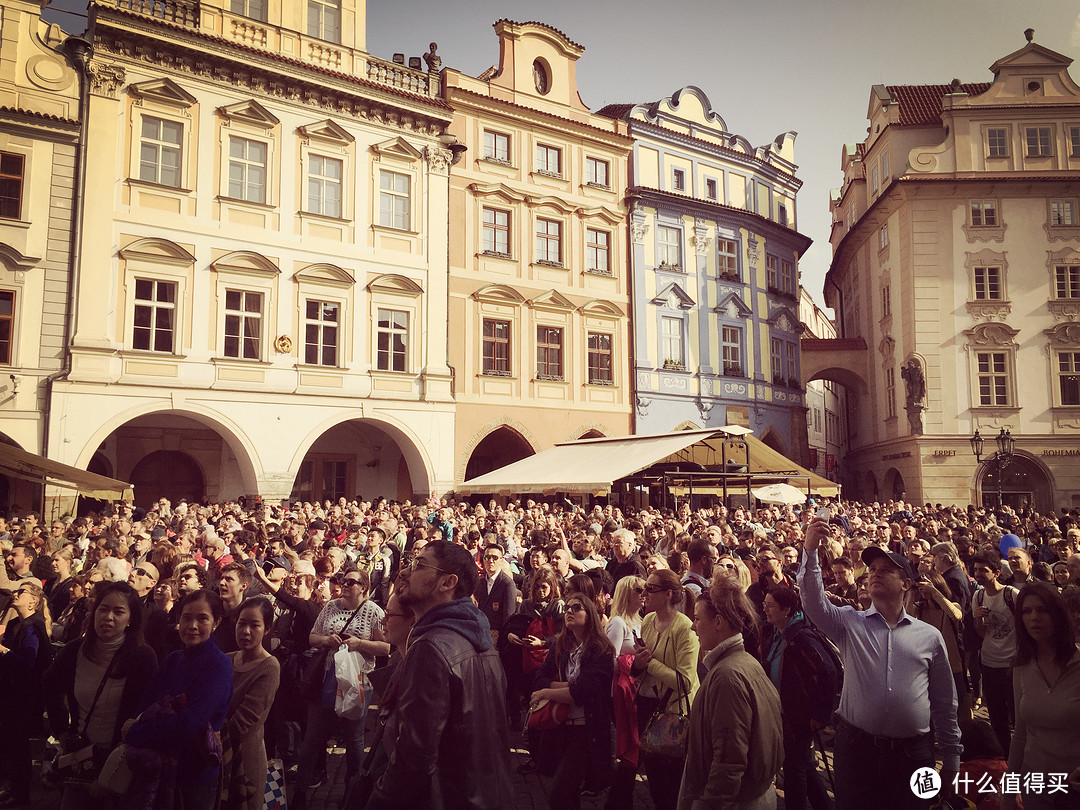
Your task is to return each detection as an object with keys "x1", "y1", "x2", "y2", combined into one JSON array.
[{"x1": 365, "y1": 541, "x2": 514, "y2": 810}]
